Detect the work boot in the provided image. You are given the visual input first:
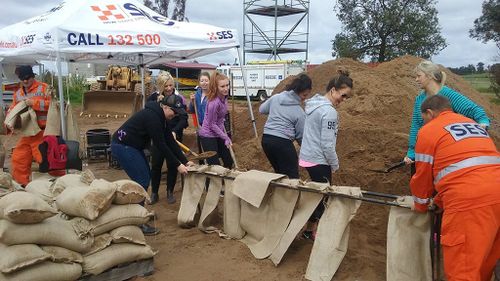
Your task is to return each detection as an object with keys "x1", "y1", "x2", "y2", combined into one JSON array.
[
  {"x1": 167, "y1": 191, "x2": 176, "y2": 204},
  {"x1": 149, "y1": 193, "x2": 159, "y2": 205},
  {"x1": 140, "y1": 224, "x2": 159, "y2": 236}
]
